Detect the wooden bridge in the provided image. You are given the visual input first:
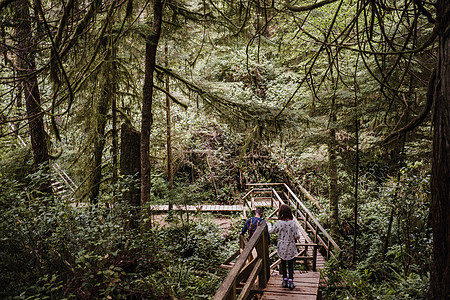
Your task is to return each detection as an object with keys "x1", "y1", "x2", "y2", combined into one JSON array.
[{"x1": 214, "y1": 183, "x2": 340, "y2": 300}]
